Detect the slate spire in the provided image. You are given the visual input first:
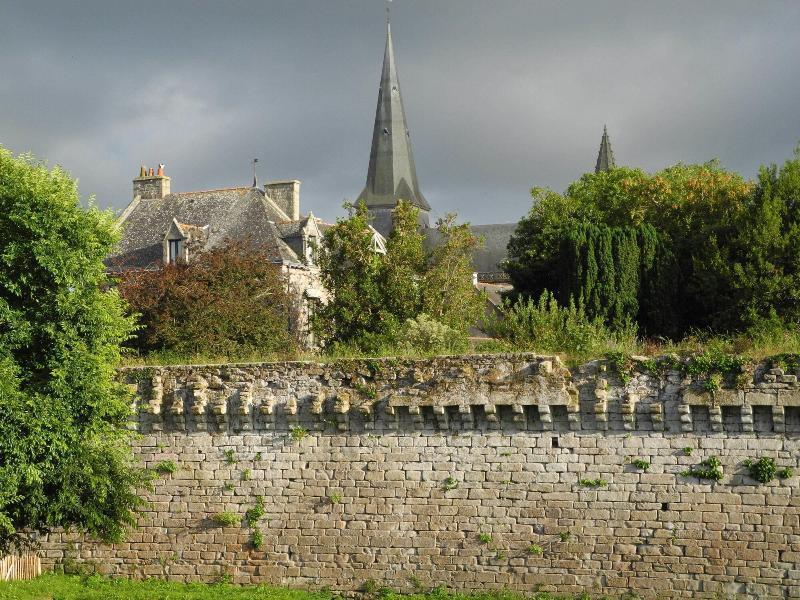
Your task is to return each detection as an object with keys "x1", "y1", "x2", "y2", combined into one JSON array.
[
  {"x1": 595, "y1": 125, "x2": 616, "y2": 173},
  {"x1": 358, "y1": 19, "x2": 429, "y2": 214}
]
